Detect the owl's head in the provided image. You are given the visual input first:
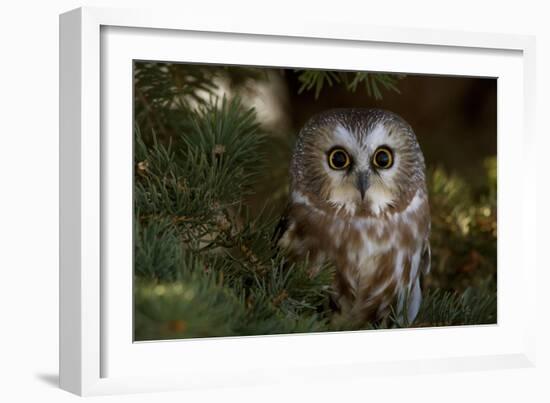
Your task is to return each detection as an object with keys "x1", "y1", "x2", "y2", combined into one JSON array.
[{"x1": 290, "y1": 109, "x2": 427, "y2": 216}]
